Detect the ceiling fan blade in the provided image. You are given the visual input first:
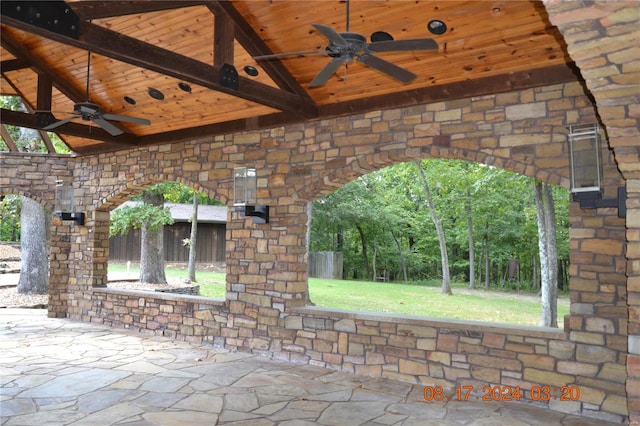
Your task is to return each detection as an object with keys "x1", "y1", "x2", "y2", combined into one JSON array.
[
  {"x1": 368, "y1": 38, "x2": 439, "y2": 53},
  {"x1": 309, "y1": 57, "x2": 345, "y2": 88},
  {"x1": 92, "y1": 117, "x2": 124, "y2": 136},
  {"x1": 102, "y1": 113, "x2": 151, "y2": 126},
  {"x1": 357, "y1": 53, "x2": 417, "y2": 83},
  {"x1": 42, "y1": 116, "x2": 77, "y2": 131},
  {"x1": 253, "y1": 50, "x2": 330, "y2": 61},
  {"x1": 312, "y1": 23, "x2": 348, "y2": 46}
]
